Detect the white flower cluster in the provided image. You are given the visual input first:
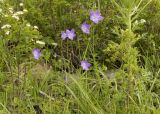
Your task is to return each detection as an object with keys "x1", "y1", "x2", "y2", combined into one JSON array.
[
  {"x1": 1, "y1": 24, "x2": 11, "y2": 29},
  {"x1": 1, "y1": 24, "x2": 11, "y2": 35},
  {"x1": 36, "y1": 41, "x2": 45, "y2": 45},
  {"x1": 5, "y1": 31, "x2": 10, "y2": 35},
  {"x1": 26, "y1": 23, "x2": 31, "y2": 27},
  {"x1": 140, "y1": 19, "x2": 146, "y2": 23},
  {"x1": 19, "y1": 3, "x2": 24, "y2": 7},
  {"x1": 33, "y1": 26, "x2": 38, "y2": 29},
  {"x1": 134, "y1": 19, "x2": 146, "y2": 25},
  {"x1": 26, "y1": 23, "x2": 39, "y2": 30},
  {"x1": 12, "y1": 11, "x2": 24, "y2": 20},
  {"x1": 3, "y1": 3, "x2": 28, "y2": 21},
  {"x1": 35, "y1": 40, "x2": 58, "y2": 46},
  {"x1": 8, "y1": 7, "x2": 13, "y2": 14}
]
